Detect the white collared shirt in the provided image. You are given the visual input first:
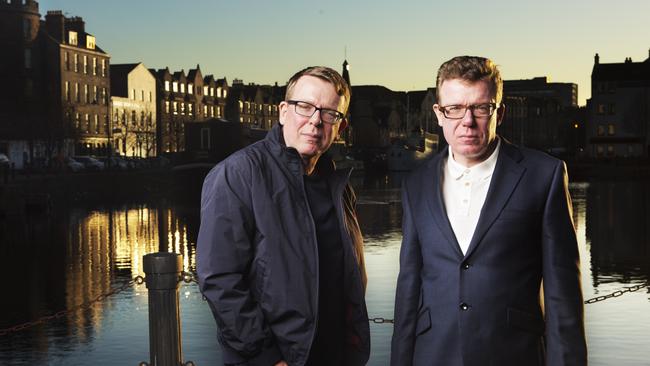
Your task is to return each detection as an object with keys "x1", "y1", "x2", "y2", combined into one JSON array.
[{"x1": 442, "y1": 139, "x2": 501, "y2": 255}]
